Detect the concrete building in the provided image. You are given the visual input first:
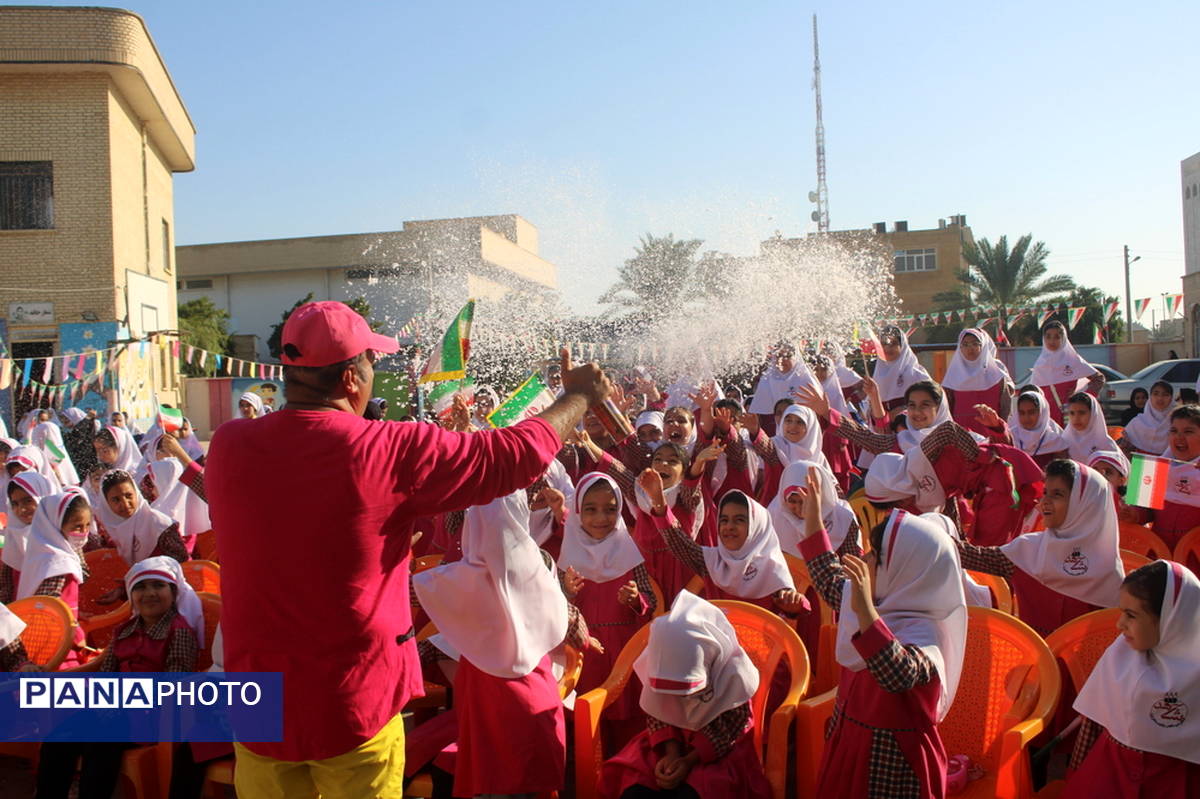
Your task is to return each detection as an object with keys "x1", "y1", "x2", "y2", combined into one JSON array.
[
  {"x1": 761, "y1": 216, "x2": 974, "y2": 342},
  {"x1": 176, "y1": 215, "x2": 559, "y2": 361},
  {"x1": 0, "y1": 6, "x2": 194, "y2": 422},
  {"x1": 1181, "y1": 152, "x2": 1200, "y2": 356}
]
